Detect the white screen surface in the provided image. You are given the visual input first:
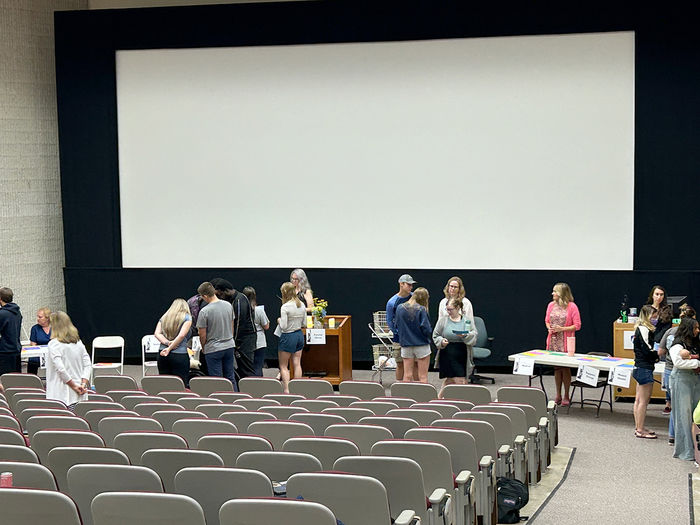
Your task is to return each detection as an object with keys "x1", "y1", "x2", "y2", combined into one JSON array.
[{"x1": 116, "y1": 31, "x2": 634, "y2": 270}]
